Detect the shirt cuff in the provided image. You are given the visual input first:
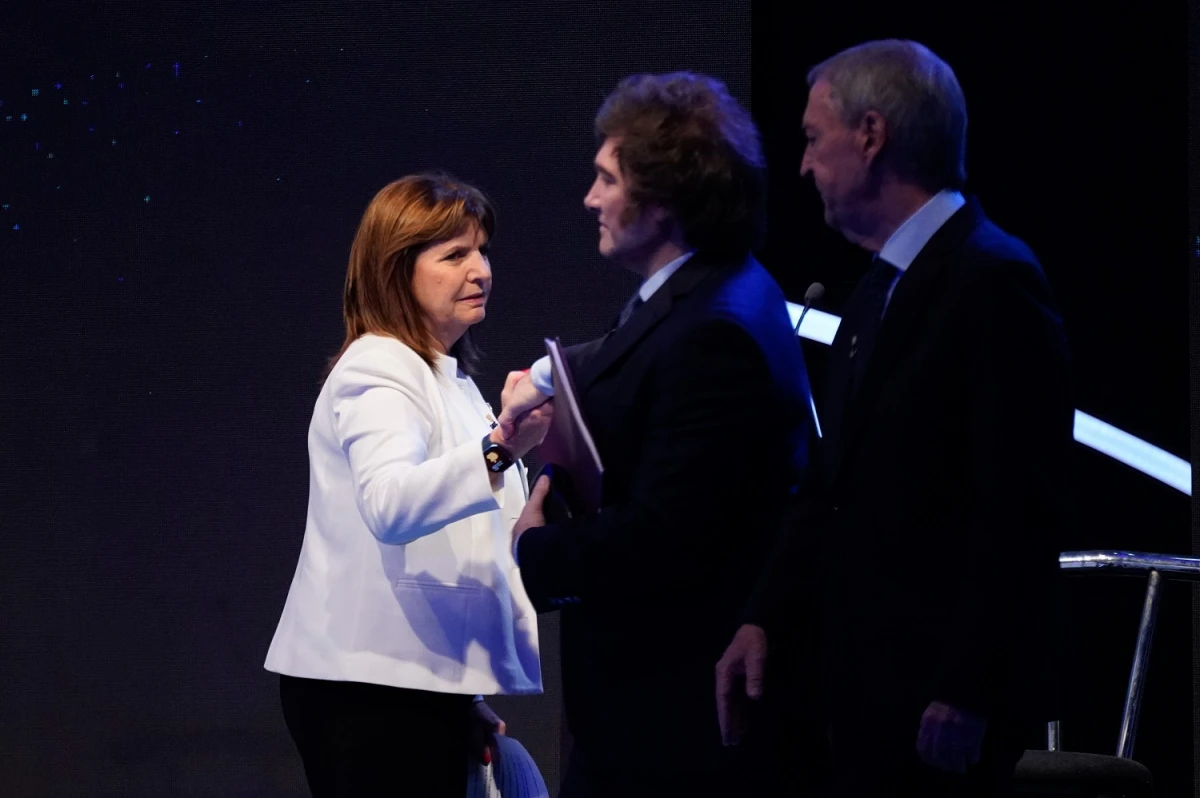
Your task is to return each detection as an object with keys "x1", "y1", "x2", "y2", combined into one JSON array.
[{"x1": 529, "y1": 356, "x2": 554, "y2": 396}]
